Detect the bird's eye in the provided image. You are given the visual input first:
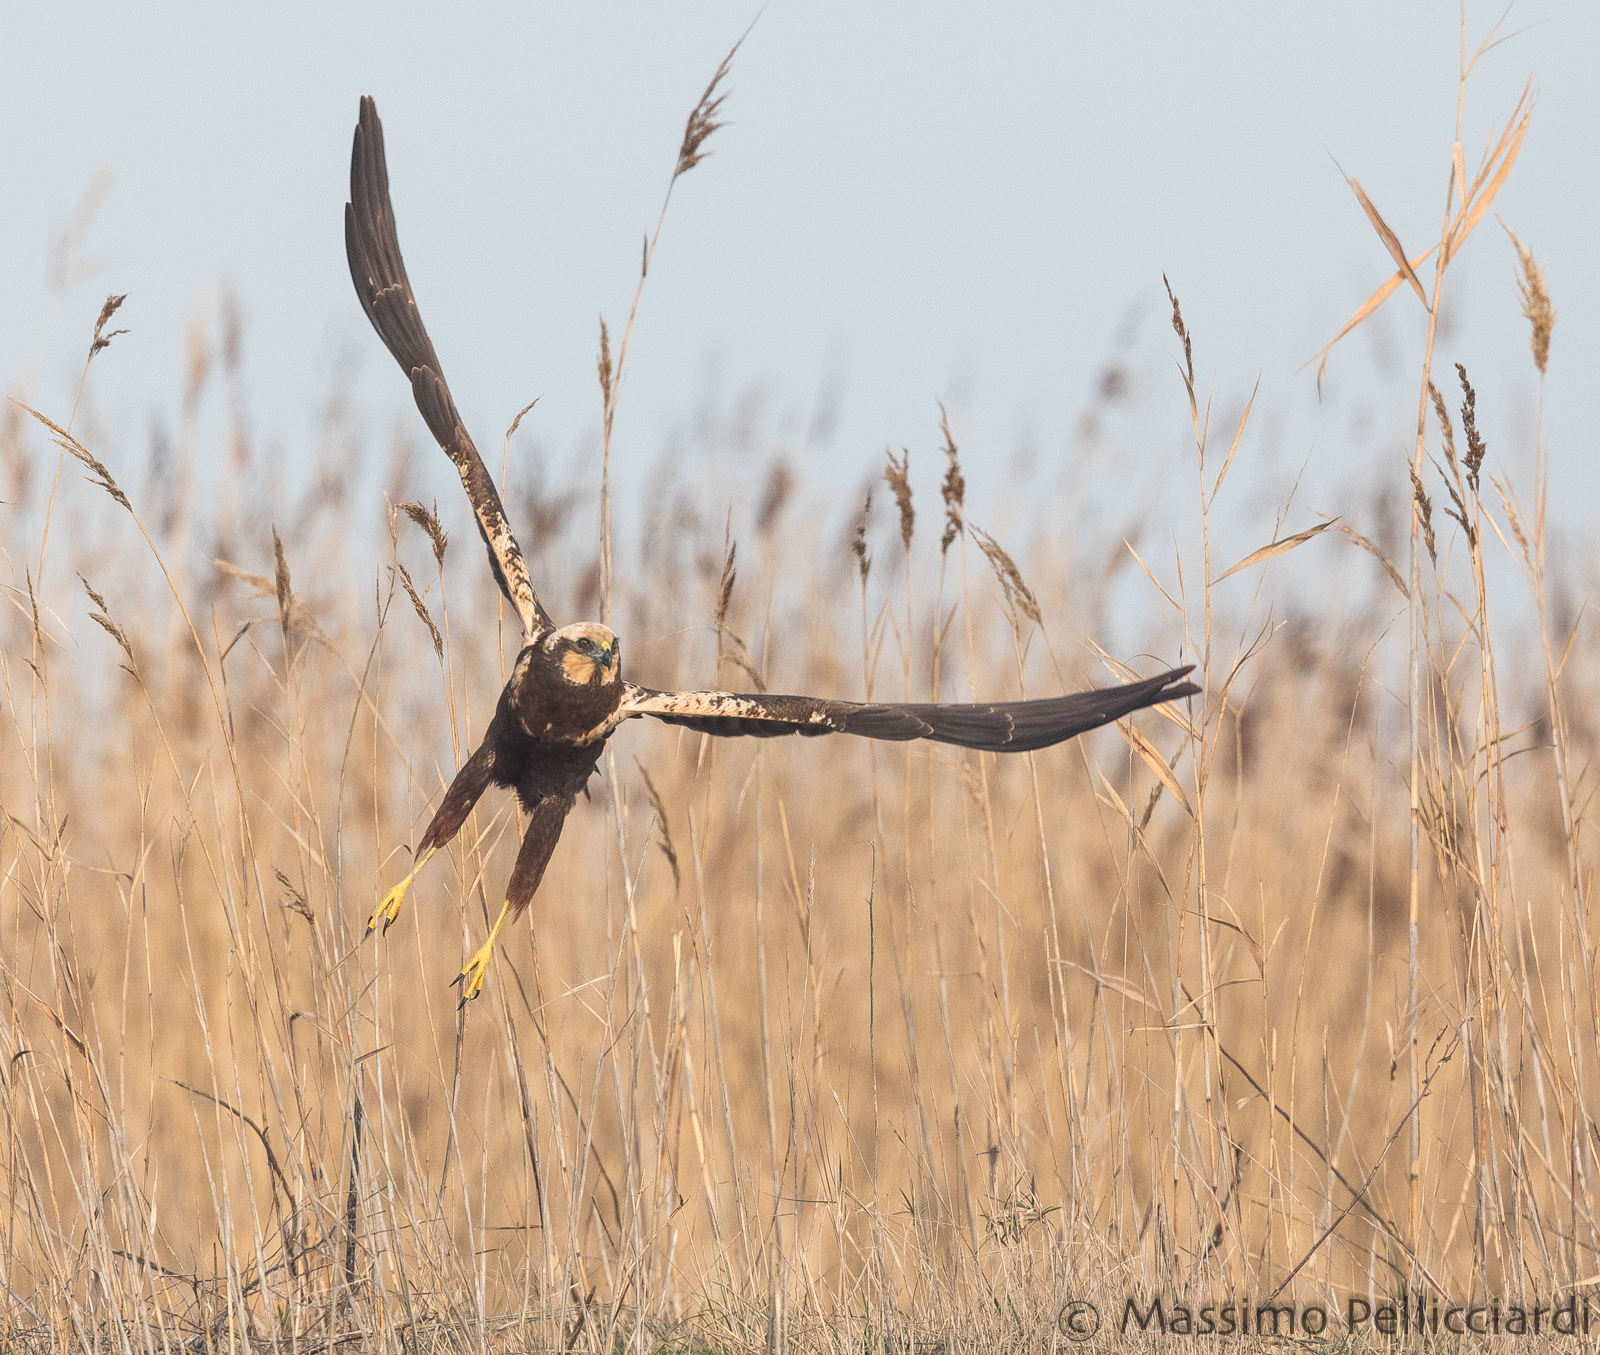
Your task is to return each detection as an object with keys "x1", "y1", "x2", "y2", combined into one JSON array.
[{"x1": 577, "y1": 638, "x2": 594, "y2": 653}]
